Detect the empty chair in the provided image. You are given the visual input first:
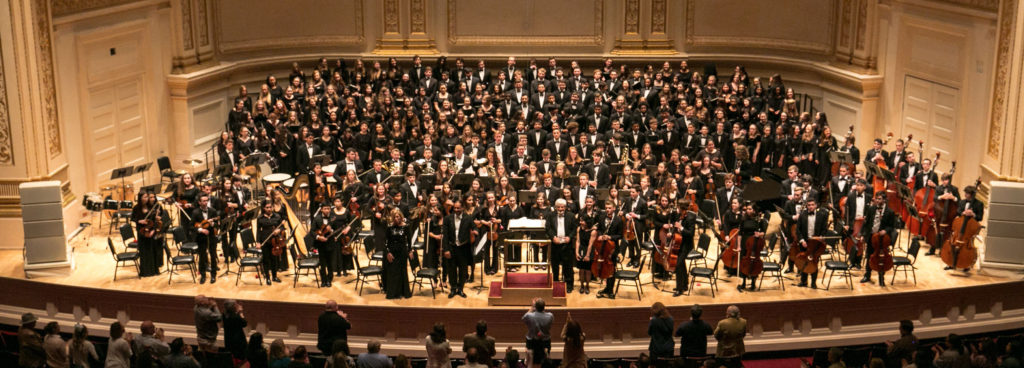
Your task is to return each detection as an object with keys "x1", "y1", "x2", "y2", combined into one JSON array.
[
  {"x1": 613, "y1": 257, "x2": 646, "y2": 300},
  {"x1": 158, "y1": 156, "x2": 182, "y2": 185},
  {"x1": 164, "y1": 242, "x2": 196, "y2": 284},
  {"x1": 291, "y1": 244, "x2": 320, "y2": 288},
  {"x1": 119, "y1": 224, "x2": 138, "y2": 249},
  {"x1": 891, "y1": 237, "x2": 922, "y2": 285},
  {"x1": 107, "y1": 237, "x2": 140, "y2": 281},
  {"x1": 171, "y1": 226, "x2": 199, "y2": 255},
  {"x1": 687, "y1": 251, "x2": 722, "y2": 297},
  {"x1": 354, "y1": 244, "x2": 383, "y2": 295}
]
